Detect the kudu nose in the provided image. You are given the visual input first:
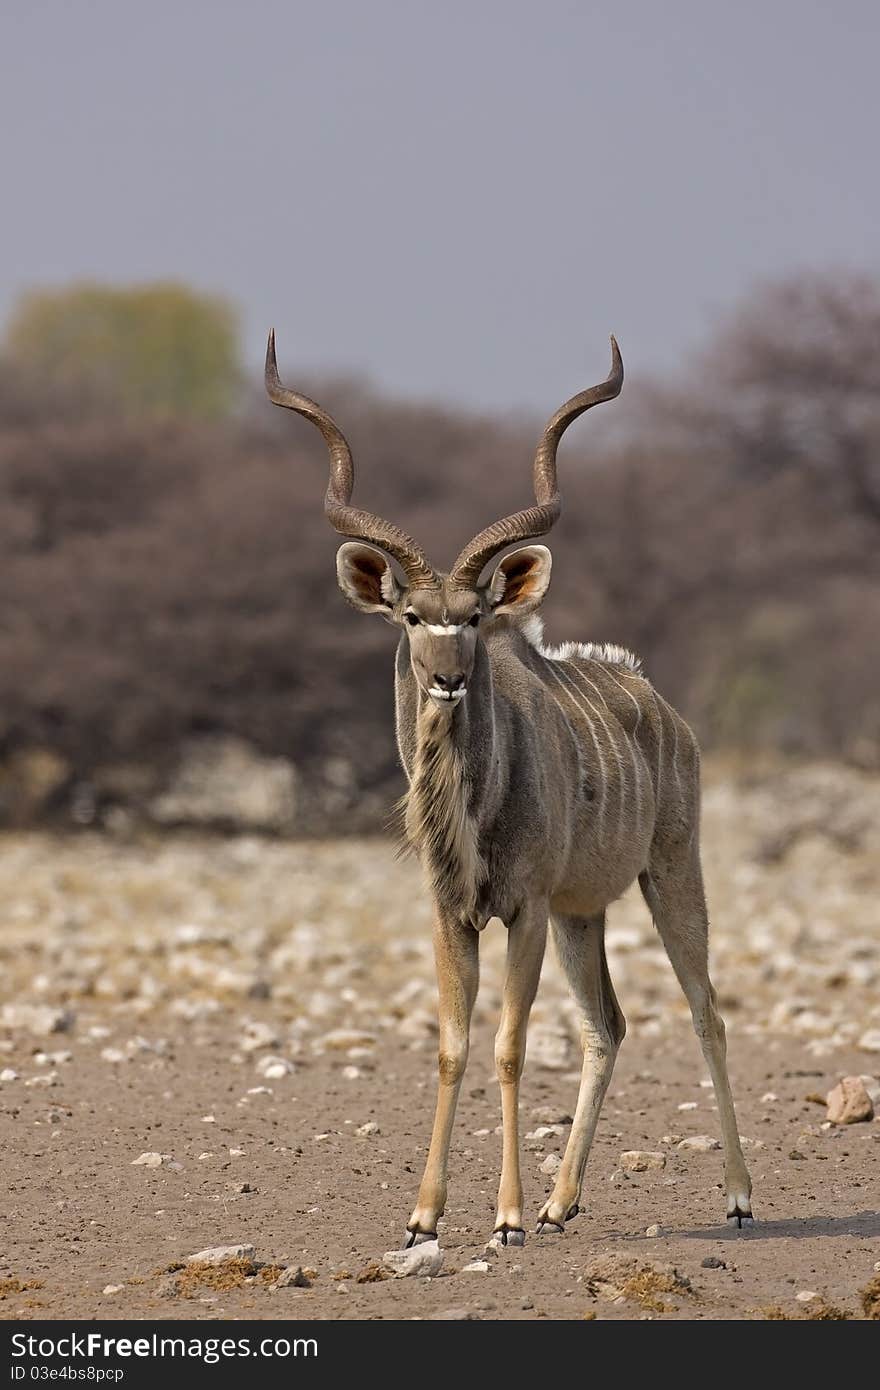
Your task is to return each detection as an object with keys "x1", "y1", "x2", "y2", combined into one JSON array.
[{"x1": 433, "y1": 672, "x2": 466, "y2": 693}]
